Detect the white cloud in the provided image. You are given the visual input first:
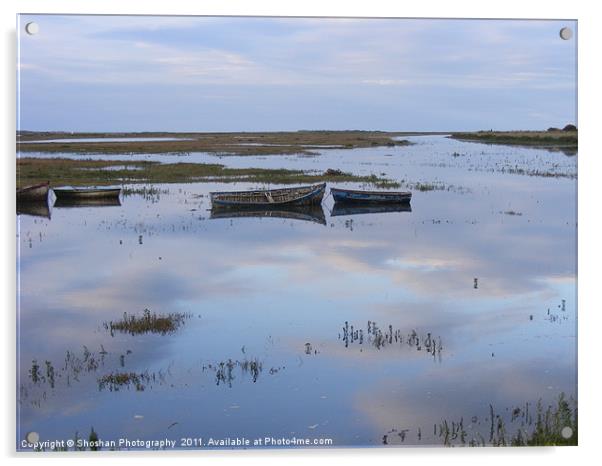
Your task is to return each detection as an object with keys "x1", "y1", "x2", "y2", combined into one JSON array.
[
  {"x1": 362, "y1": 79, "x2": 408, "y2": 86},
  {"x1": 17, "y1": 15, "x2": 576, "y2": 130},
  {"x1": 18, "y1": 15, "x2": 575, "y2": 90}
]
